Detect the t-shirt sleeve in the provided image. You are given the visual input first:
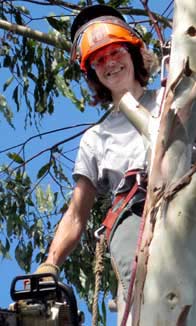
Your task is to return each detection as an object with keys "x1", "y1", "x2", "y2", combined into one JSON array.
[{"x1": 72, "y1": 130, "x2": 98, "y2": 189}]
